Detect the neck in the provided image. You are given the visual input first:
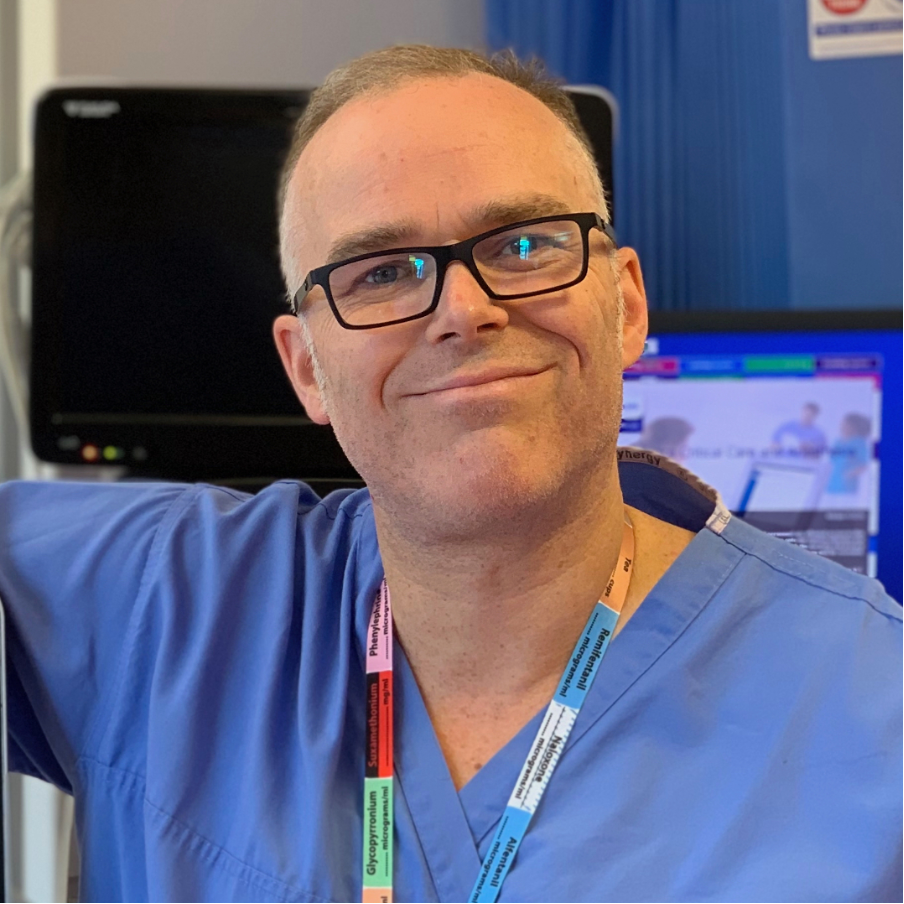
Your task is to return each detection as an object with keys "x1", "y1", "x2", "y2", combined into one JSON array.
[{"x1": 372, "y1": 459, "x2": 626, "y2": 705}]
